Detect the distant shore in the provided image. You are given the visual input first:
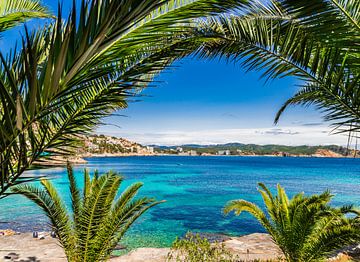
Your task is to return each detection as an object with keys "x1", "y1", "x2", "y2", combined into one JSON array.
[
  {"x1": 37, "y1": 152, "x2": 356, "y2": 168},
  {"x1": 80, "y1": 152, "x2": 353, "y2": 159}
]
